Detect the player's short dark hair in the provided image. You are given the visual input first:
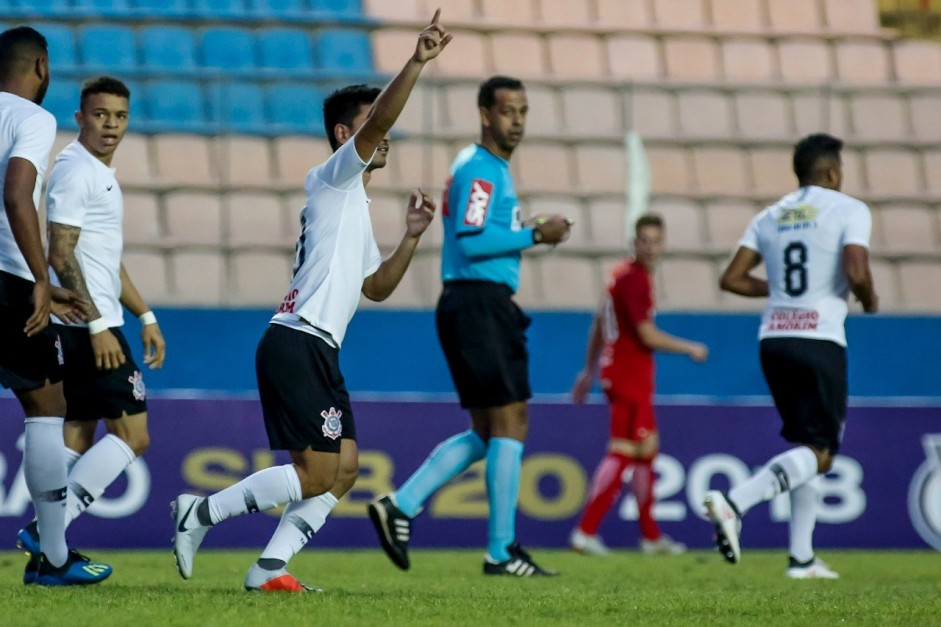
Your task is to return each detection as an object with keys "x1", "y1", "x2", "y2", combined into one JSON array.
[
  {"x1": 323, "y1": 84, "x2": 381, "y2": 151},
  {"x1": 0, "y1": 26, "x2": 48, "y2": 80},
  {"x1": 793, "y1": 133, "x2": 843, "y2": 185},
  {"x1": 80, "y1": 75, "x2": 130, "y2": 110},
  {"x1": 477, "y1": 75, "x2": 525, "y2": 109},
  {"x1": 635, "y1": 213, "x2": 664, "y2": 236}
]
